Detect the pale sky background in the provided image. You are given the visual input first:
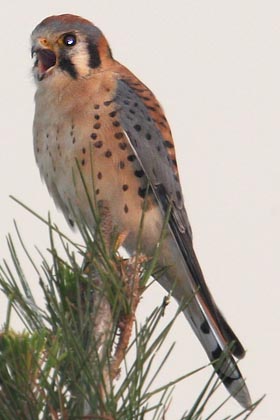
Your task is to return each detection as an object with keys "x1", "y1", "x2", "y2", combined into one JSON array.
[{"x1": 0, "y1": 1, "x2": 279, "y2": 419}]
